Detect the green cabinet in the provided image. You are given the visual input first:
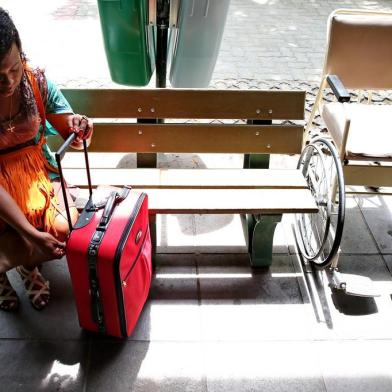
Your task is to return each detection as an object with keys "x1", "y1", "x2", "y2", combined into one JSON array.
[
  {"x1": 97, "y1": 0, "x2": 155, "y2": 86},
  {"x1": 169, "y1": 0, "x2": 230, "y2": 87}
]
